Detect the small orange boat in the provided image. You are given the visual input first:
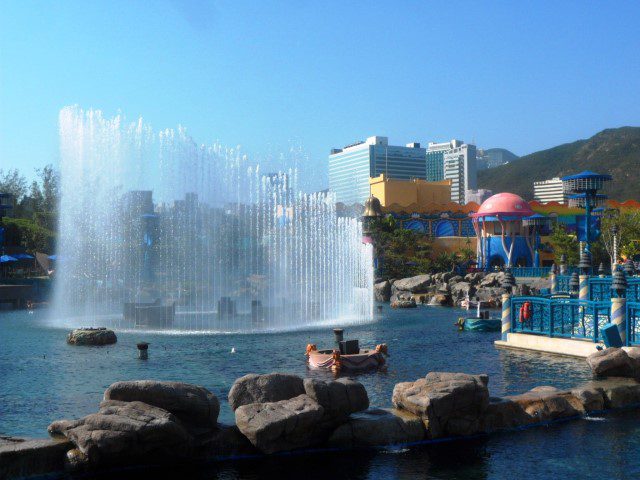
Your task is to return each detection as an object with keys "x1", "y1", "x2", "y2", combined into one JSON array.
[{"x1": 305, "y1": 342, "x2": 388, "y2": 373}]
